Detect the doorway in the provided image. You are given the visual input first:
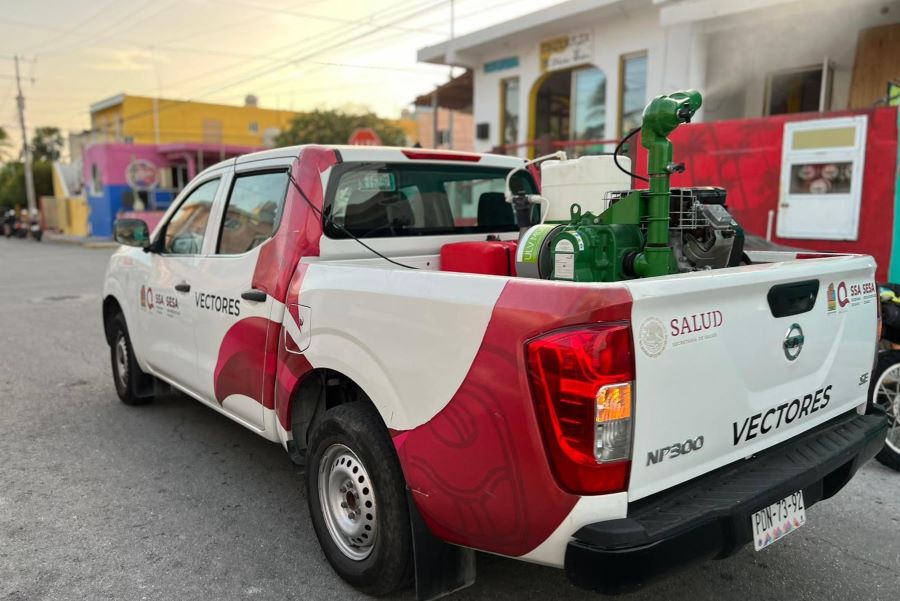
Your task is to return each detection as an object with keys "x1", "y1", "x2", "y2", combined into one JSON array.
[{"x1": 530, "y1": 65, "x2": 608, "y2": 157}]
